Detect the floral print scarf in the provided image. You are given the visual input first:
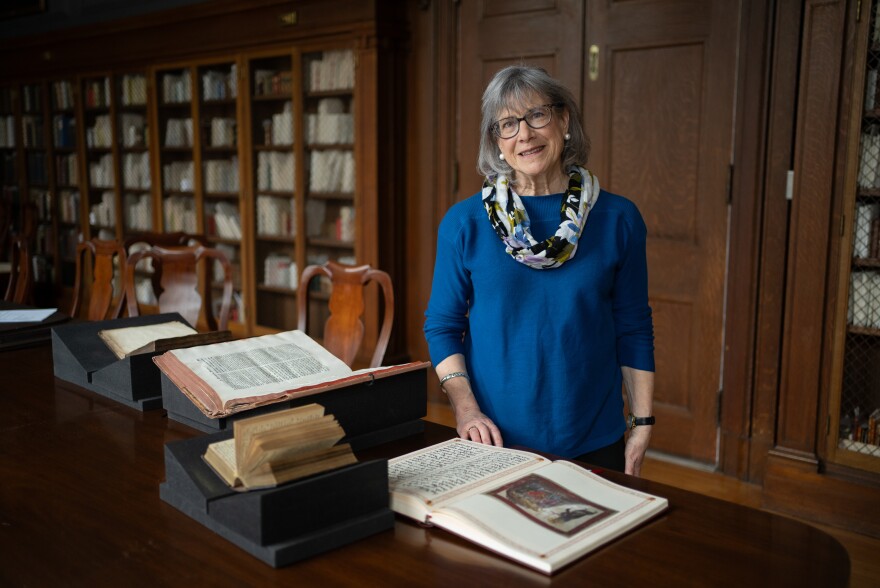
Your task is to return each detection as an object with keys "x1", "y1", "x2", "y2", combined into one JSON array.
[{"x1": 482, "y1": 166, "x2": 599, "y2": 269}]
